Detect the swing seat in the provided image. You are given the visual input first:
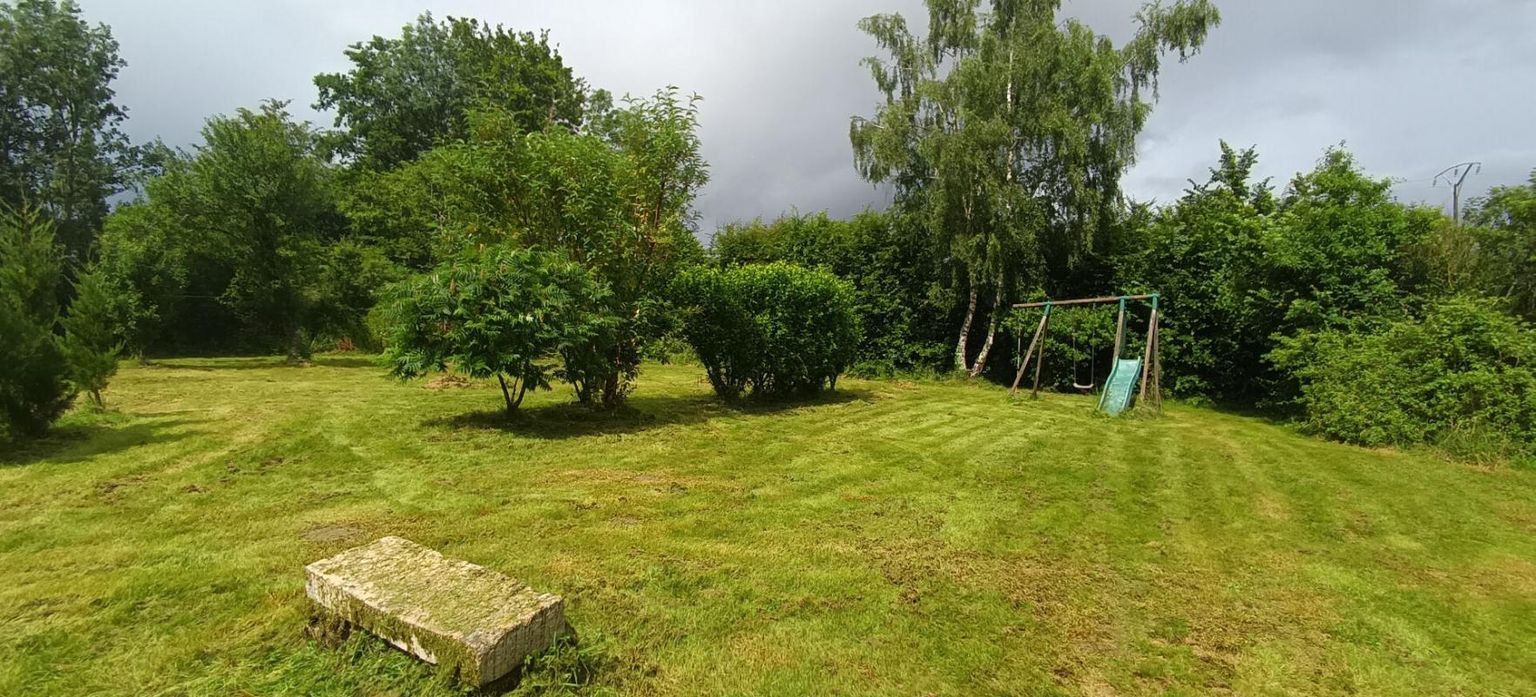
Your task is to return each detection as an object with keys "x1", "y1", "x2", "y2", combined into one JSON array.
[{"x1": 1072, "y1": 381, "x2": 1095, "y2": 391}]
